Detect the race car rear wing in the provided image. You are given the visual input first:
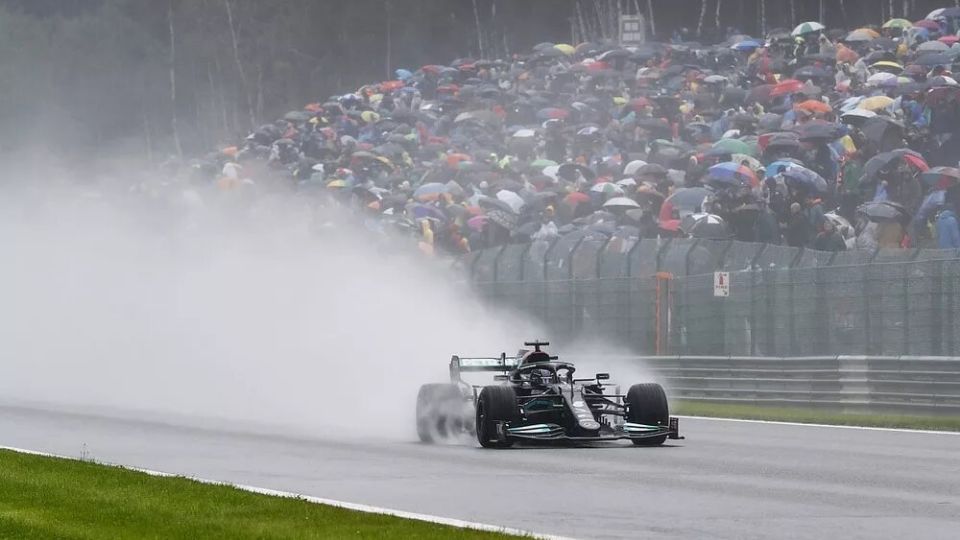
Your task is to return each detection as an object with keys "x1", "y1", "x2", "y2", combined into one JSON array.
[{"x1": 449, "y1": 354, "x2": 519, "y2": 382}]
